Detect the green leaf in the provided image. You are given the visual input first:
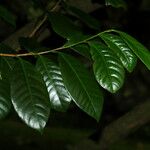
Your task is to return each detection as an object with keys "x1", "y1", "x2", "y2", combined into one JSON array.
[
  {"x1": 59, "y1": 53, "x2": 103, "y2": 121},
  {"x1": 66, "y1": 5, "x2": 101, "y2": 30},
  {"x1": 100, "y1": 33, "x2": 137, "y2": 72},
  {"x1": 48, "y1": 12, "x2": 87, "y2": 46},
  {"x1": 105, "y1": 0, "x2": 127, "y2": 9},
  {"x1": 0, "y1": 80, "x2": 11, "y2": 119},
  {"x1": 90, "y1": 42, "x2": 125, "y2": 93},
  {"x1": 0, "y1": 57, "x2": 14, "y2": 80},
  {"x1": 0, "y1": 5, "x2": 16, "y2": 27},
  {"x1": 116, "y1": 31, "x2": 150, "y2": 70},
  {"x1": 36, "y1": 56, "x2": 71, "y2": 112},
  {"x1": 11, "y1": 59, "x2": 50, "y2": 131},
  {"x1": 71, "y1": 44, "x2": 91, "y2": 59}
]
